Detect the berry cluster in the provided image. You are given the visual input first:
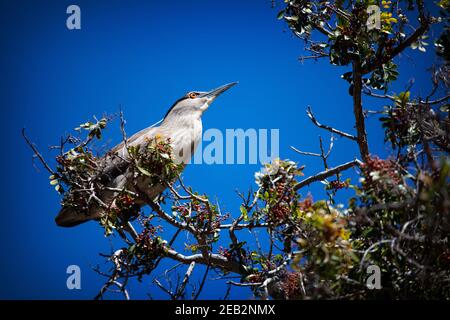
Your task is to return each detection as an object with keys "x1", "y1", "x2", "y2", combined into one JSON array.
[
  {"x1": 172, "y1": 201, "x2": 229, "y2": 231},
  {"x1": 298, "y1": 195, "x2": 313, "y2": 212},
  {"x1": 218, "y1": 246, "x2": 232, "y2": 260},
  {"x1": 124, "y1": 223, "x2": 165, "y2": 279},
  {"x1": 268, "y1": 178, "x2": 297, "y2": 223},
  {"x1": 362, "y1": 156, "x2": 403, "y2": 187},
  {"x1": 327, "y1": 179, "x2": 350, "y2": 191},
  {"x1": 282, "y1": 272, "x2": 304, "y2": 300},
  {"x1": 114, "y1": 193, "x2": 140, "y2": 221}
]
